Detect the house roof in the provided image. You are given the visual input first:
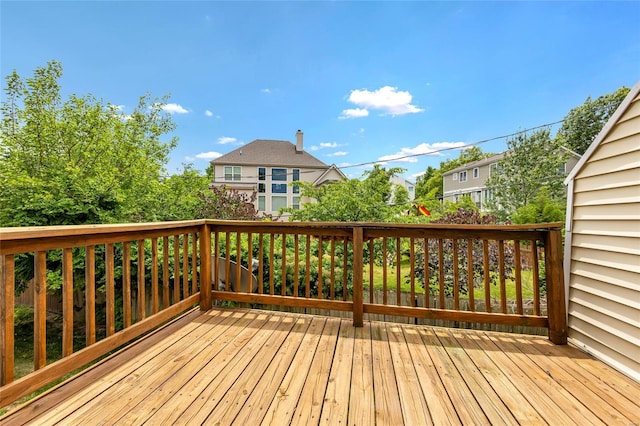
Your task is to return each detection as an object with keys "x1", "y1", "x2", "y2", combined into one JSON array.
[
  {"x1": 443, "y1": 152, "x2": 505, "y2": 175},
  {"x1": 312, "y1": 164, "x2": 347, "y2": 185},
  {"x1": 565, "y1": 81, "x2": 640, "y2": 184},
  {"x1": 211, "y1": 139, "x2": 329, "y2": 168}
]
